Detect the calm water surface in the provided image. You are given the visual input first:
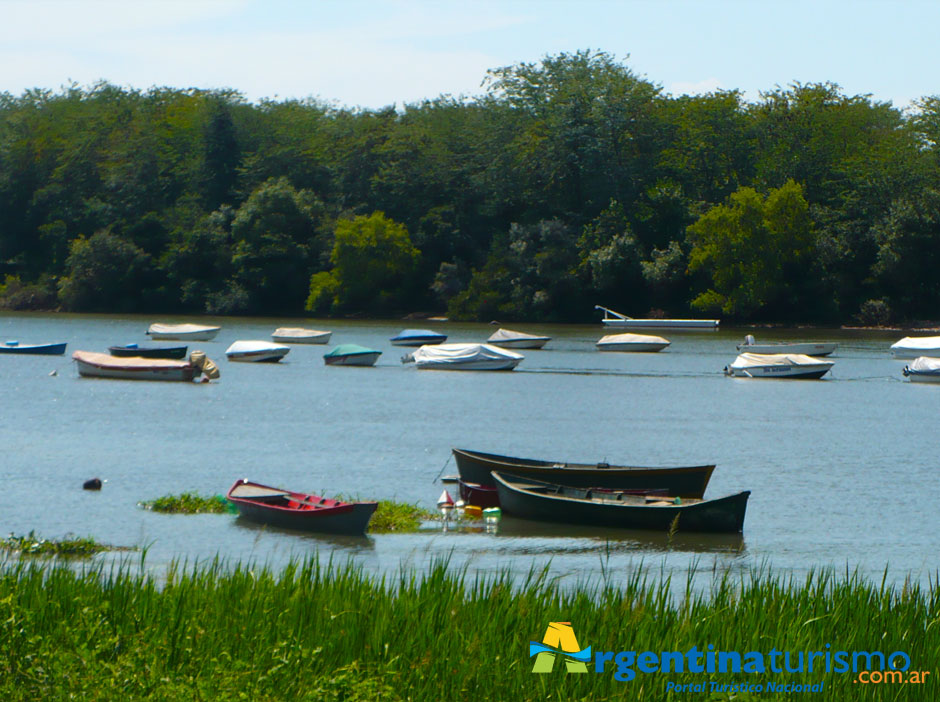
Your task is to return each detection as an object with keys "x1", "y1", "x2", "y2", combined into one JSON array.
[{"x1": 1, "y1": 313, "x2": 936, "y2": 586}]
